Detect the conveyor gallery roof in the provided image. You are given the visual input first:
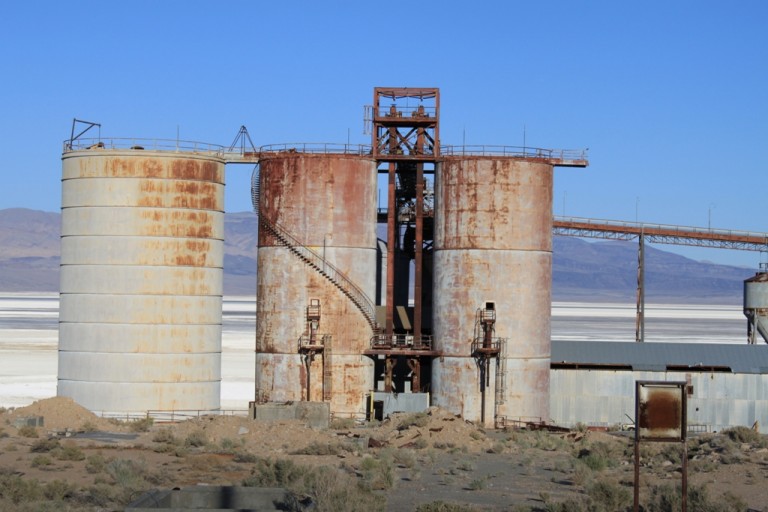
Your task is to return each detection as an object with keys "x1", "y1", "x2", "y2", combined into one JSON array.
[{"x1": 551, "y1": 340, "x2": 768, "y2": 374}]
